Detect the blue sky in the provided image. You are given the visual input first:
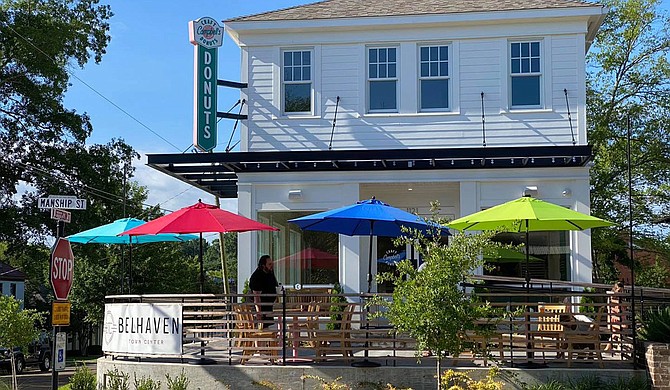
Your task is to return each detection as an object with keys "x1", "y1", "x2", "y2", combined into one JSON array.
[
  {"x1": 64, "y1": 1, "x2": 311, "y2": 213},
  {"x1": 64, "y1": 0, "x2": 668, "y2": 215}
]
